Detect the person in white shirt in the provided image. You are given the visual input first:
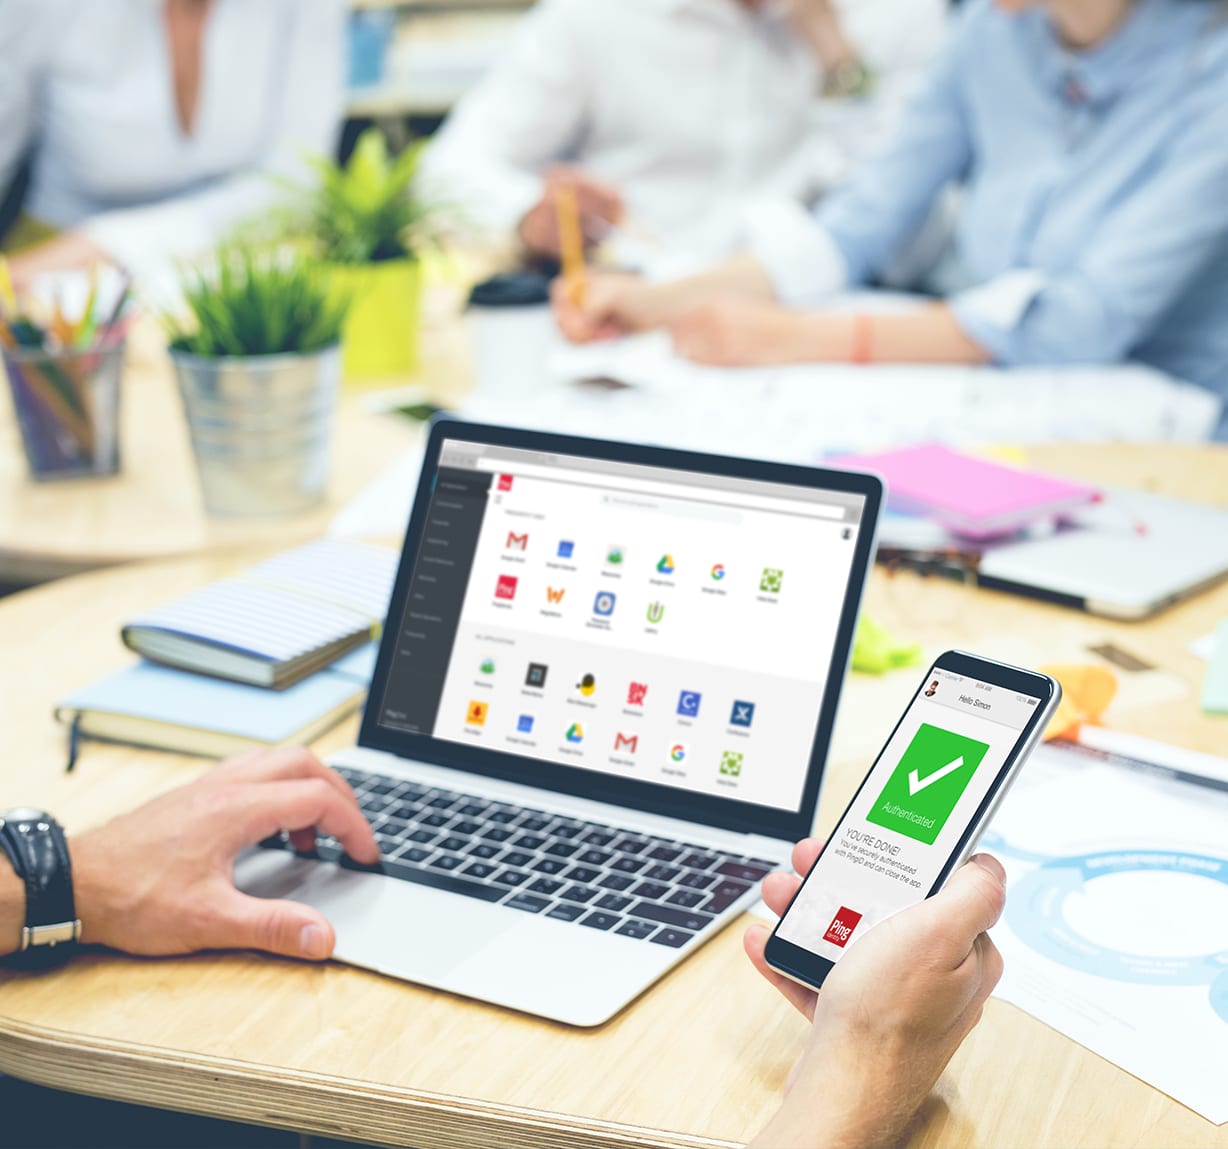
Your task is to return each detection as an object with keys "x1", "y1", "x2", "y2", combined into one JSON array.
[
  {"x1": 0, "y1": 0, "x2": 346, "y2": 288},
  {"x1": 420, "y1": 0, "x2": 947, "y2": 261}
]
